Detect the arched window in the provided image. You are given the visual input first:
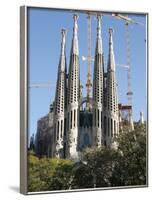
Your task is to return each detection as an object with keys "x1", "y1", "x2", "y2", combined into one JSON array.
[
  {"x1": 61, "y1": 120, "x2": 63, "y2": 138},
  {"x1": 71, "y1": 110, "x2": 73, "y2": 129},
  {"x1": 114, "y1": 120, "x2": 116, "y2": 136},
  {"x1": 67, "y1": 112, "x2": 69, "y2": 130},
  {"x1": 84, "y1": 133, "x2": 90, "y2": 147},
  {"x1": 64, "y1": 118, "x2": 66, "y2": 136},
  {"x1": 57, "y1": 121, "x2": 59, "y2": 140},
  {"x1": 104, "y1": 116, "x2": 106, "y2": 136},
  {"x1": 74, "y1": 109, "x2": 76, "y2": 127},
  {"x1": 98, "y1": 109, "x2": 99, "y2": 127},
  {"x1": 101, "y1": 111, "x2": 102, "y2": 128},
  {"x1": 111, "y1": 118, "x2": 113, "y2": 137},
  {"x1": 54, "y1": 123, "x2": 56, "y2": 142},
  {"x1": 94, "y1": 109, "x2": 96, "y2": 126},
  {"x1": 108, "y1": 118, "x2": 110, "y2": 136}
]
